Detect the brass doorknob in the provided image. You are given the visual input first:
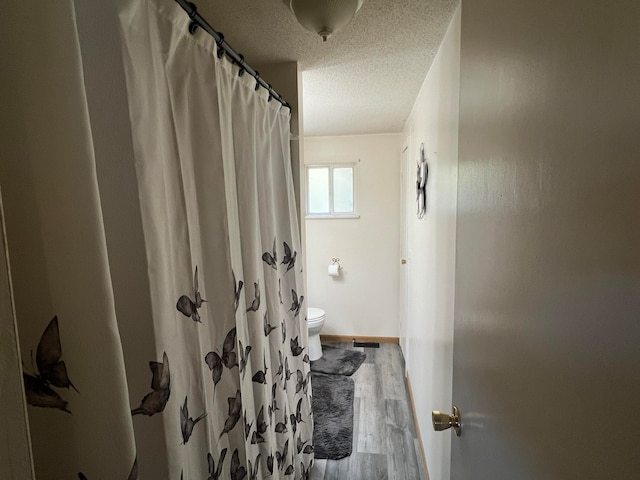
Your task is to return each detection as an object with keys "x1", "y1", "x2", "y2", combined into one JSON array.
[
  {"x1": 401, "y1": 259, "x2": 407, "y2": 265},
  {"x1": 432, "y1": 406, "x2": 462, "y2": 436}
]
